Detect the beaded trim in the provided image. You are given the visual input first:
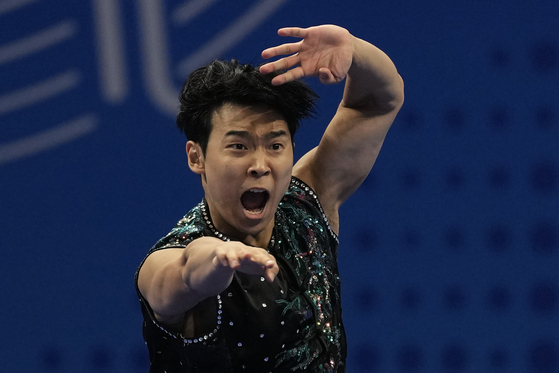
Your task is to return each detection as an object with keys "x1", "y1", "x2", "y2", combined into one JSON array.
[
  {"x1": 150, "y1": 294, "x2": 223, "y2": 345},
  {"x1": 200, "y1": 199, "x2": 276, "y2": 250},
  {"x1": 200, "y1": 201, "x2": 231, "y2": 242},
  {"x1": 199, "y1": 178, "x2": 337, "y2": 245},
  {"x1": 291, "y1": 177, "x2": 339, "y2": 244}
]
